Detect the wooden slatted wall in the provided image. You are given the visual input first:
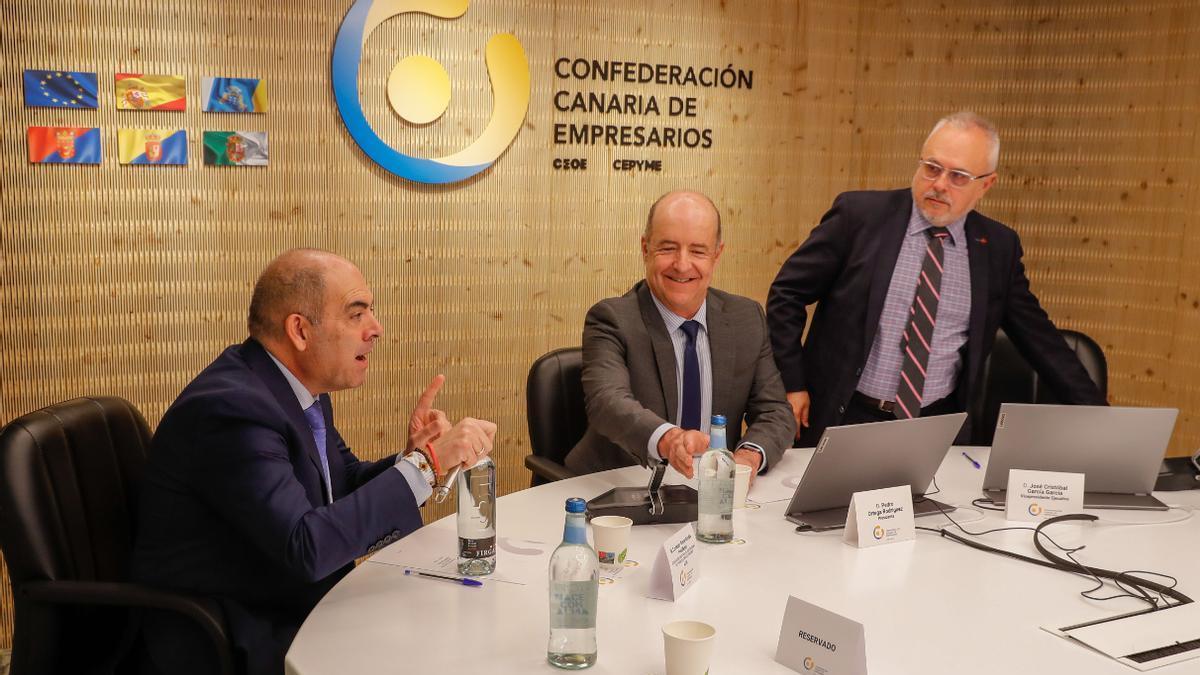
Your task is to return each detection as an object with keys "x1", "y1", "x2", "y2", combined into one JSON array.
[{"x1": 1, "y1": 0, "x2": 1197, "y2": 649}]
